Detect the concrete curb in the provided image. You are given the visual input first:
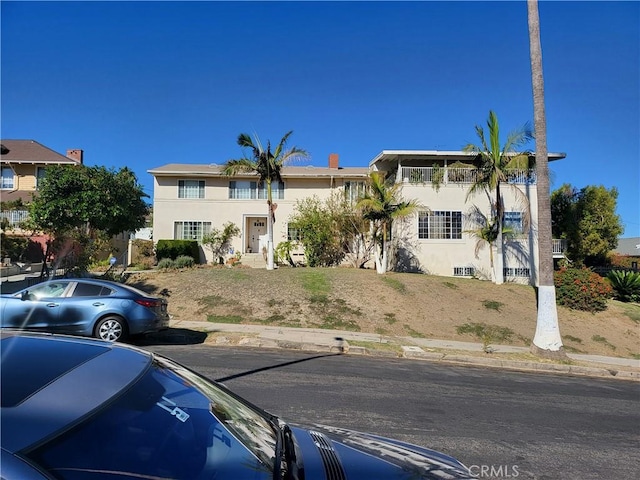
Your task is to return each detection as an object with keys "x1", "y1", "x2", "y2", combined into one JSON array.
[{"x1": 167, "y1": 321, "x2": 640, "y2": 382}]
